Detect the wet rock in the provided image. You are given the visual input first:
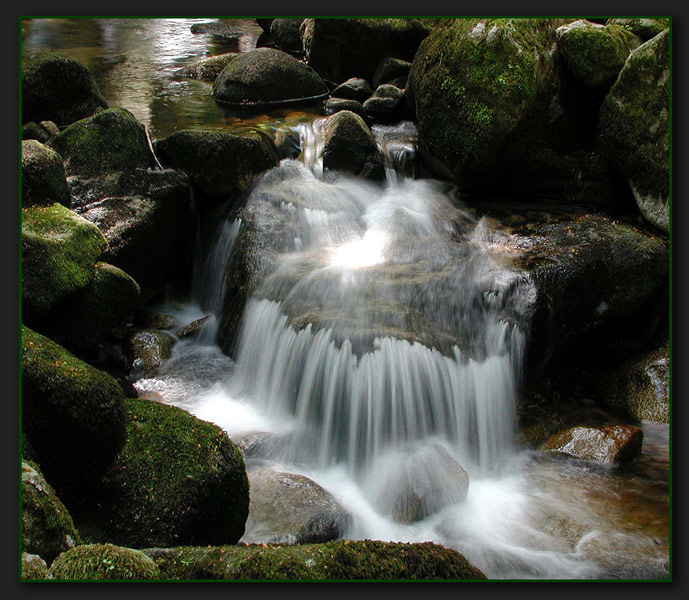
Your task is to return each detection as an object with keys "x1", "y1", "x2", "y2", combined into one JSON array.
[
  {"x1": 126, "y1": 329, "x2": 176, "y2": 378},
  {"x1": 301, "y1": 18, "x2": 431, "y2": 83},
  {"x1": 242, "y1": 468, "x2": 351, "y2": 544},
  {"x1": 97, "y1": 398, "x2": 249, "y2": 548},
  {"x1": 175, "y1": 316, "x2": 211, "y2": 338},
  {"x1": 145, "y1": 540, "x2": 486, "y2": 580},
  {"x1": 599, "y1": 31, "x2": 669, "y2": 233},
  {"x1": 606, "y1": 18, "x2": 669, "y2": 41},
  {"x1": 21, "y1": 140, "x2": 71, "y2": 208},
  {"x1": 22, "y1": 460, "x2": 81, "y2": 564},
  {"x1": 541, "y1": 424, "x2": 643, "y2": 464},
  {"x1": 190, "y1": 20, "x2": 245, "y2": 39},
  {"x1": 331, "y1": 77, "x2": 373, "y2": 103},
  {"x1": 322, "y1": 110, "x2": 385, "y2": 180},
  {"x1": 49, "y1": 544, "x2": 160, "y2": 580},
  {"x1": 212, "y1": 48, "x2": 329, "y2": 107},
  {"x1": 234, "y1": 431, "x2": 290, "y2": 459},
  {"x1": 133, "y1": 308, "x2": 181, "y2": 330},
  {"x1": 597, "y1": 345, "x2": 669, "y2": 423},
  {"x1": 324, "y1": 98, "x2": 365, "y2": 118},
  {"x1": 22, "y1": 52, "x2": 108, "y2": 127},
  {"x1": 177, "y1": 53, "x2": 238, "y2": 82},
  {"x1": 363, "y1": 84, "x2": 406, "y2": 123},
  {"x1": 270, "y1": 19, "x2": 304, "y2": 54},
  {"x1": 22, "y1": 203, "x2": 106, "y2": 326},
  {"x1": 156, "y1": 129, "x2": 278, "y2": 200},
  {"x1": 49, "y1": 107, "x2": 153, "y2": 179},
  {"x1": 22, "y1": 553, "x2": 50, "y2": 580},
  {"x1": 373, "y1": 57, "x2": 411, "y2": 88},
  {"x1": 21, "y1": 326, "x2": 127, "y2": 504}
]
